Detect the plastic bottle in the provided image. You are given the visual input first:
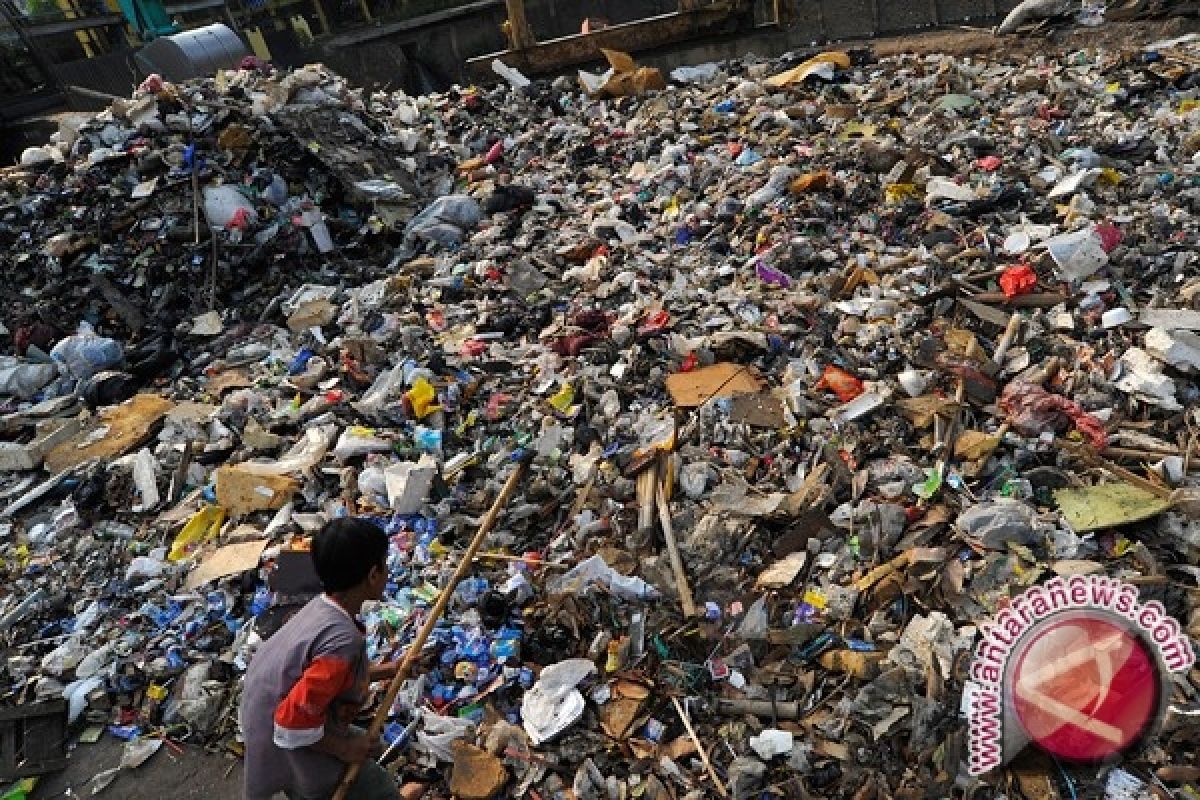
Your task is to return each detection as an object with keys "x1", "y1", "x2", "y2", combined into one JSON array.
[{"x1": 249, "y1": 586, "x2": 271, "y2": 616}]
